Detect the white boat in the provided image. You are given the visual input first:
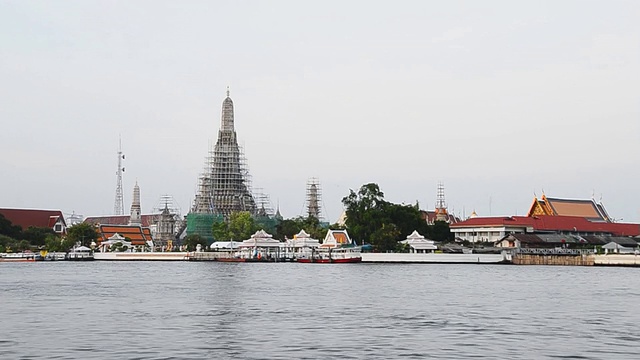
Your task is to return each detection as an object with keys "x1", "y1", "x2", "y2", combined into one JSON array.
[
  {"x1": 0, "y1": 252, "x2": 40, "y2": 262},
  {"x1": 297, "y1": 245, "x2": 362, "y2": 263},
  {"x1": 44, "y1": 252, "x2": 68, "y2": 261},
  {"x1": 297, "y1": 229, "x2": 362, "y2": 263}
]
